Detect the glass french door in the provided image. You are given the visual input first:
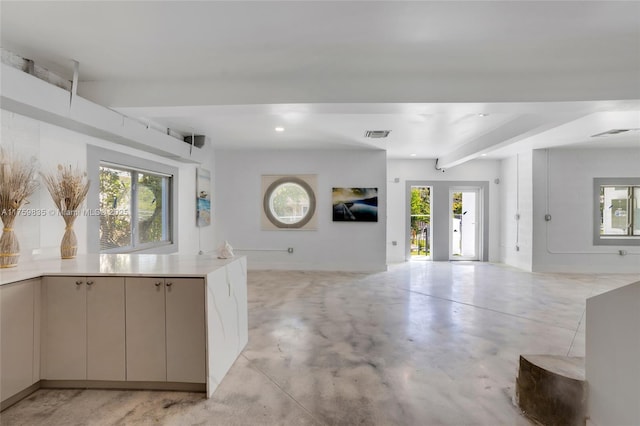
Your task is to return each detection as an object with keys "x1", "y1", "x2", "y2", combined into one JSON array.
[
  {"x1": 410, "y1": 186, "x2": 431, "y2": 260},
  {"x1": 449, "y1": 188, "x2": 480, "y2": 261}
]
